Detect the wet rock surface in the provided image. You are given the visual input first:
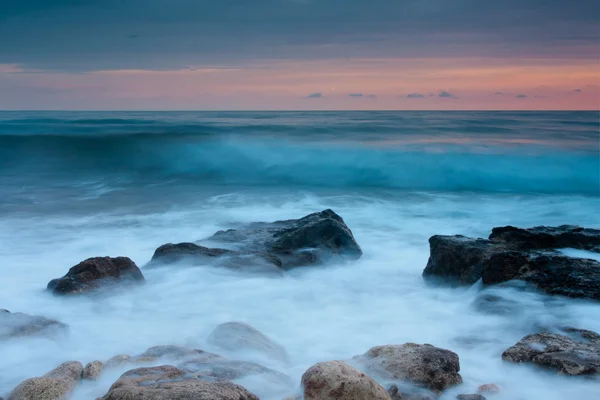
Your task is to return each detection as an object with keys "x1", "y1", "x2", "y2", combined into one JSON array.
[
  {"x1": 0, "y1": 310, "x2": 68, "y2": 340},
  {"x1": 99, "y1": 365, "x2": 259, "y2": 400},
  {"x1": 7, "y1": 361, "x2": 83, "y2": 400},
  {"x1": 354, "y1": 343, "x2": 462, "y2": 393},
  {"x1": 207, "y1": 321, "x2": 289, "y2": 362},
  {"x1": 47, "y1": 257, "x2": 145, "y2": 295},
  {"x1": 423, "y1": 225, "x2": 600, "y2": 300},
  {"x1": 148, "y1": 209, "x2": 362, "y2": 271},
  {"x1": 301, "y1": 360, "x2": 391, "y2": 400},
  {"x1": 502, "y1": 328, "x2": 600, "y2": 375}
]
